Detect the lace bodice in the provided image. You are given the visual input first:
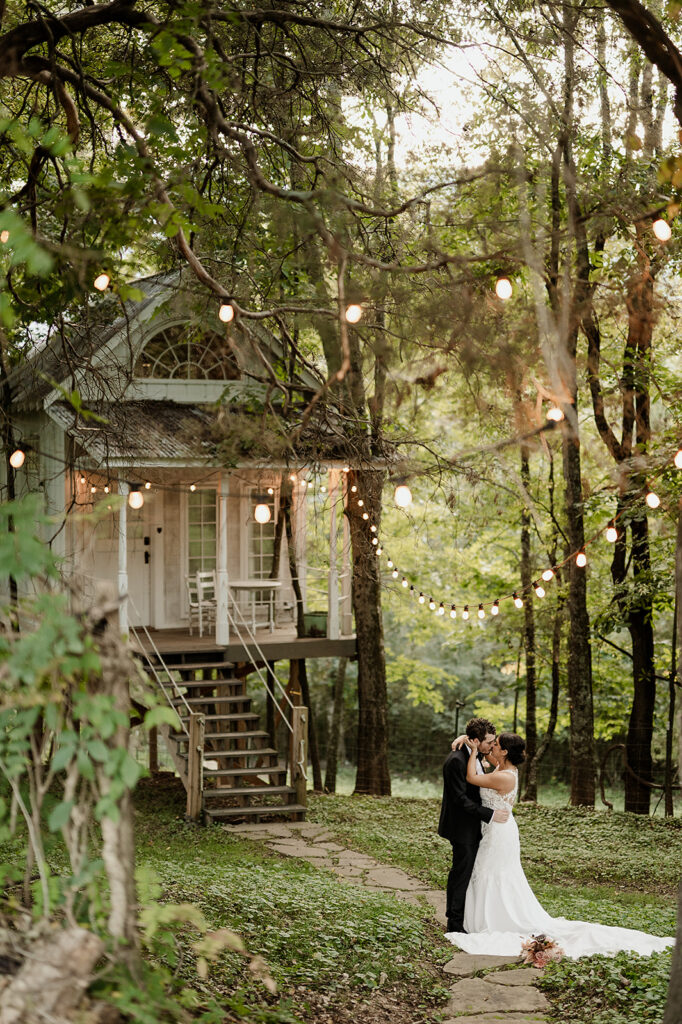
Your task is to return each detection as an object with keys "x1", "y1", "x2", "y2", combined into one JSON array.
[{"x1": 480, "y1": 770, "x2": 518, "y2": 811}]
